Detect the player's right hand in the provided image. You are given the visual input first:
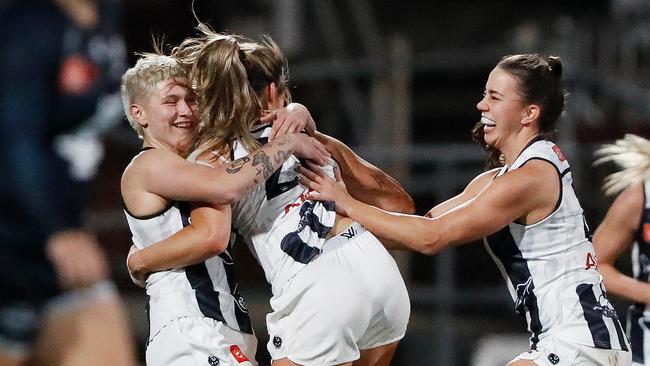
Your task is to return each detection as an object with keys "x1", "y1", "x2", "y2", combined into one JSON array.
[{"x1": 290, "y1": 133, "x2": 330, "y2": 166}]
